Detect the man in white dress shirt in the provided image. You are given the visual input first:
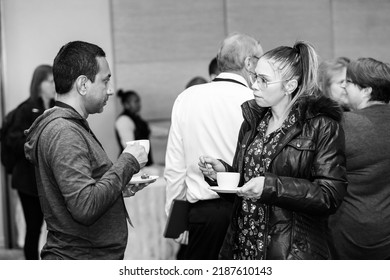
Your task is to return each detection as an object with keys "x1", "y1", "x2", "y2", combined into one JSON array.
[{"x1": 164, "y1": 33, "x2": 263, "y2": 259}]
